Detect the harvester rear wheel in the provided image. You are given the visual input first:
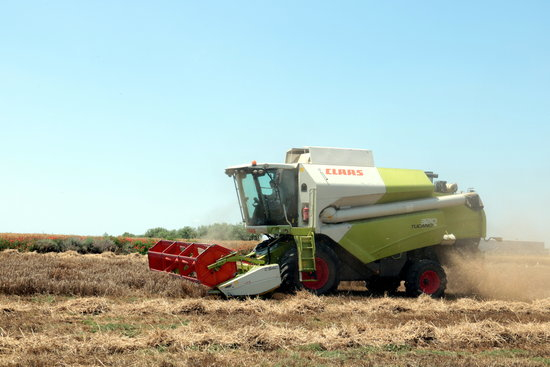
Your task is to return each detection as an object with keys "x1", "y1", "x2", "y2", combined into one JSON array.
[
  {"x1": 279, "y1": 242, "x2": 340, "y2": 295},
  {"x1": 405, "y1": 260, "x2": 447, "y2": 298}
]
